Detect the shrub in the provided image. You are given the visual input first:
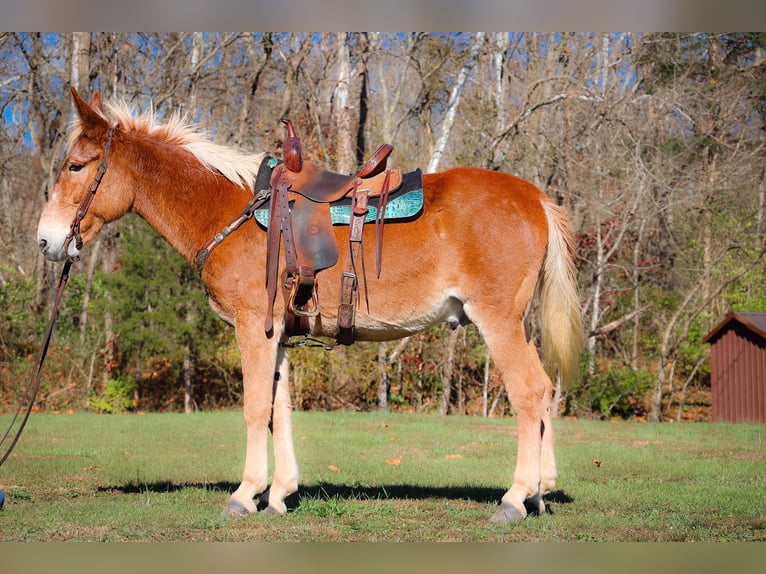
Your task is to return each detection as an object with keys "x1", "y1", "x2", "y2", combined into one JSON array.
[{"x1": 89, "y1": 376, "x2": 137, "y2": 413}]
